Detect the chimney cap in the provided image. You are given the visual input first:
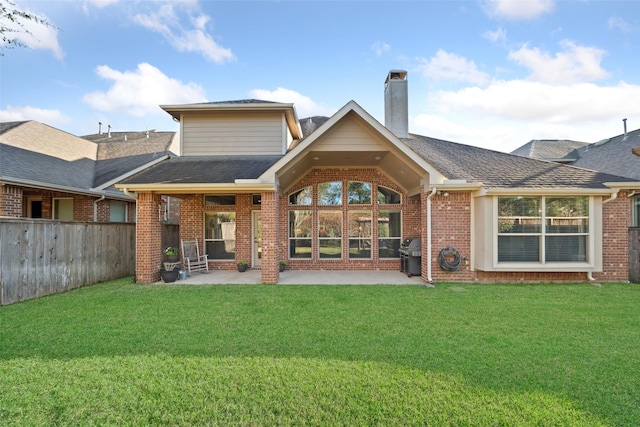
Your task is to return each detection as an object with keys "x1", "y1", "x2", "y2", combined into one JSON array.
[{"x1": 385, "y1": 70, "x2": 407, "y2": 84}]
